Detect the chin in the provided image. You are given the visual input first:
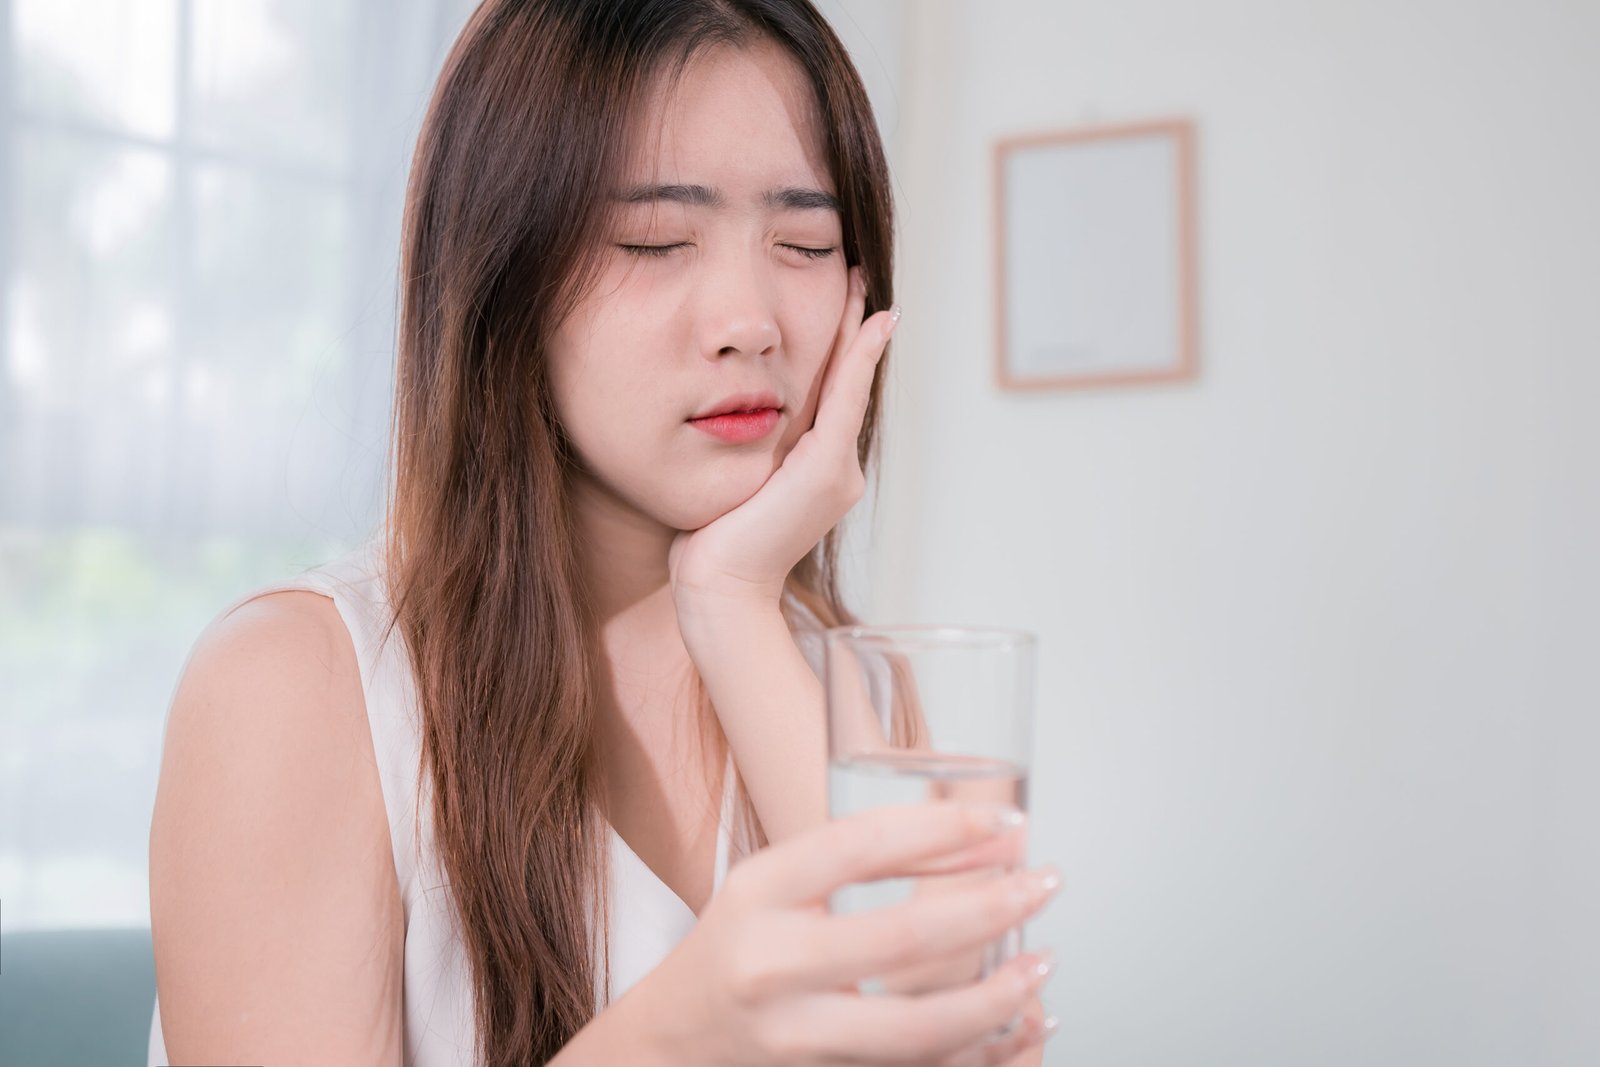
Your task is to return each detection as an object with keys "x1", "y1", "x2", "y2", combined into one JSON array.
[{"x1": 665, "y1": 461, "x2": 776, "y2": 531}]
